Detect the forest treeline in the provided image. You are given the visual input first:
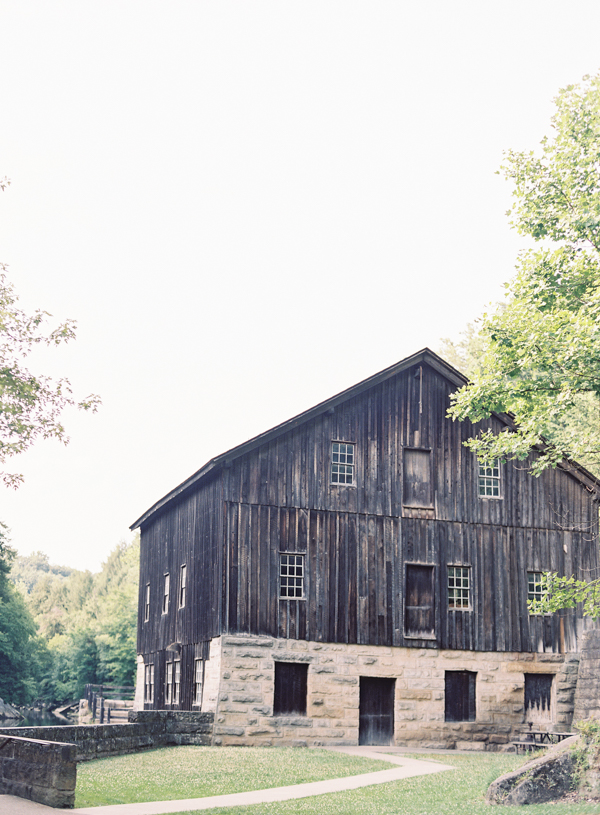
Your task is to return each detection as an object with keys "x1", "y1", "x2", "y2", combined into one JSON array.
[{"x1": 0, "y1": 532, "x2": 139, "y2": 707}]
